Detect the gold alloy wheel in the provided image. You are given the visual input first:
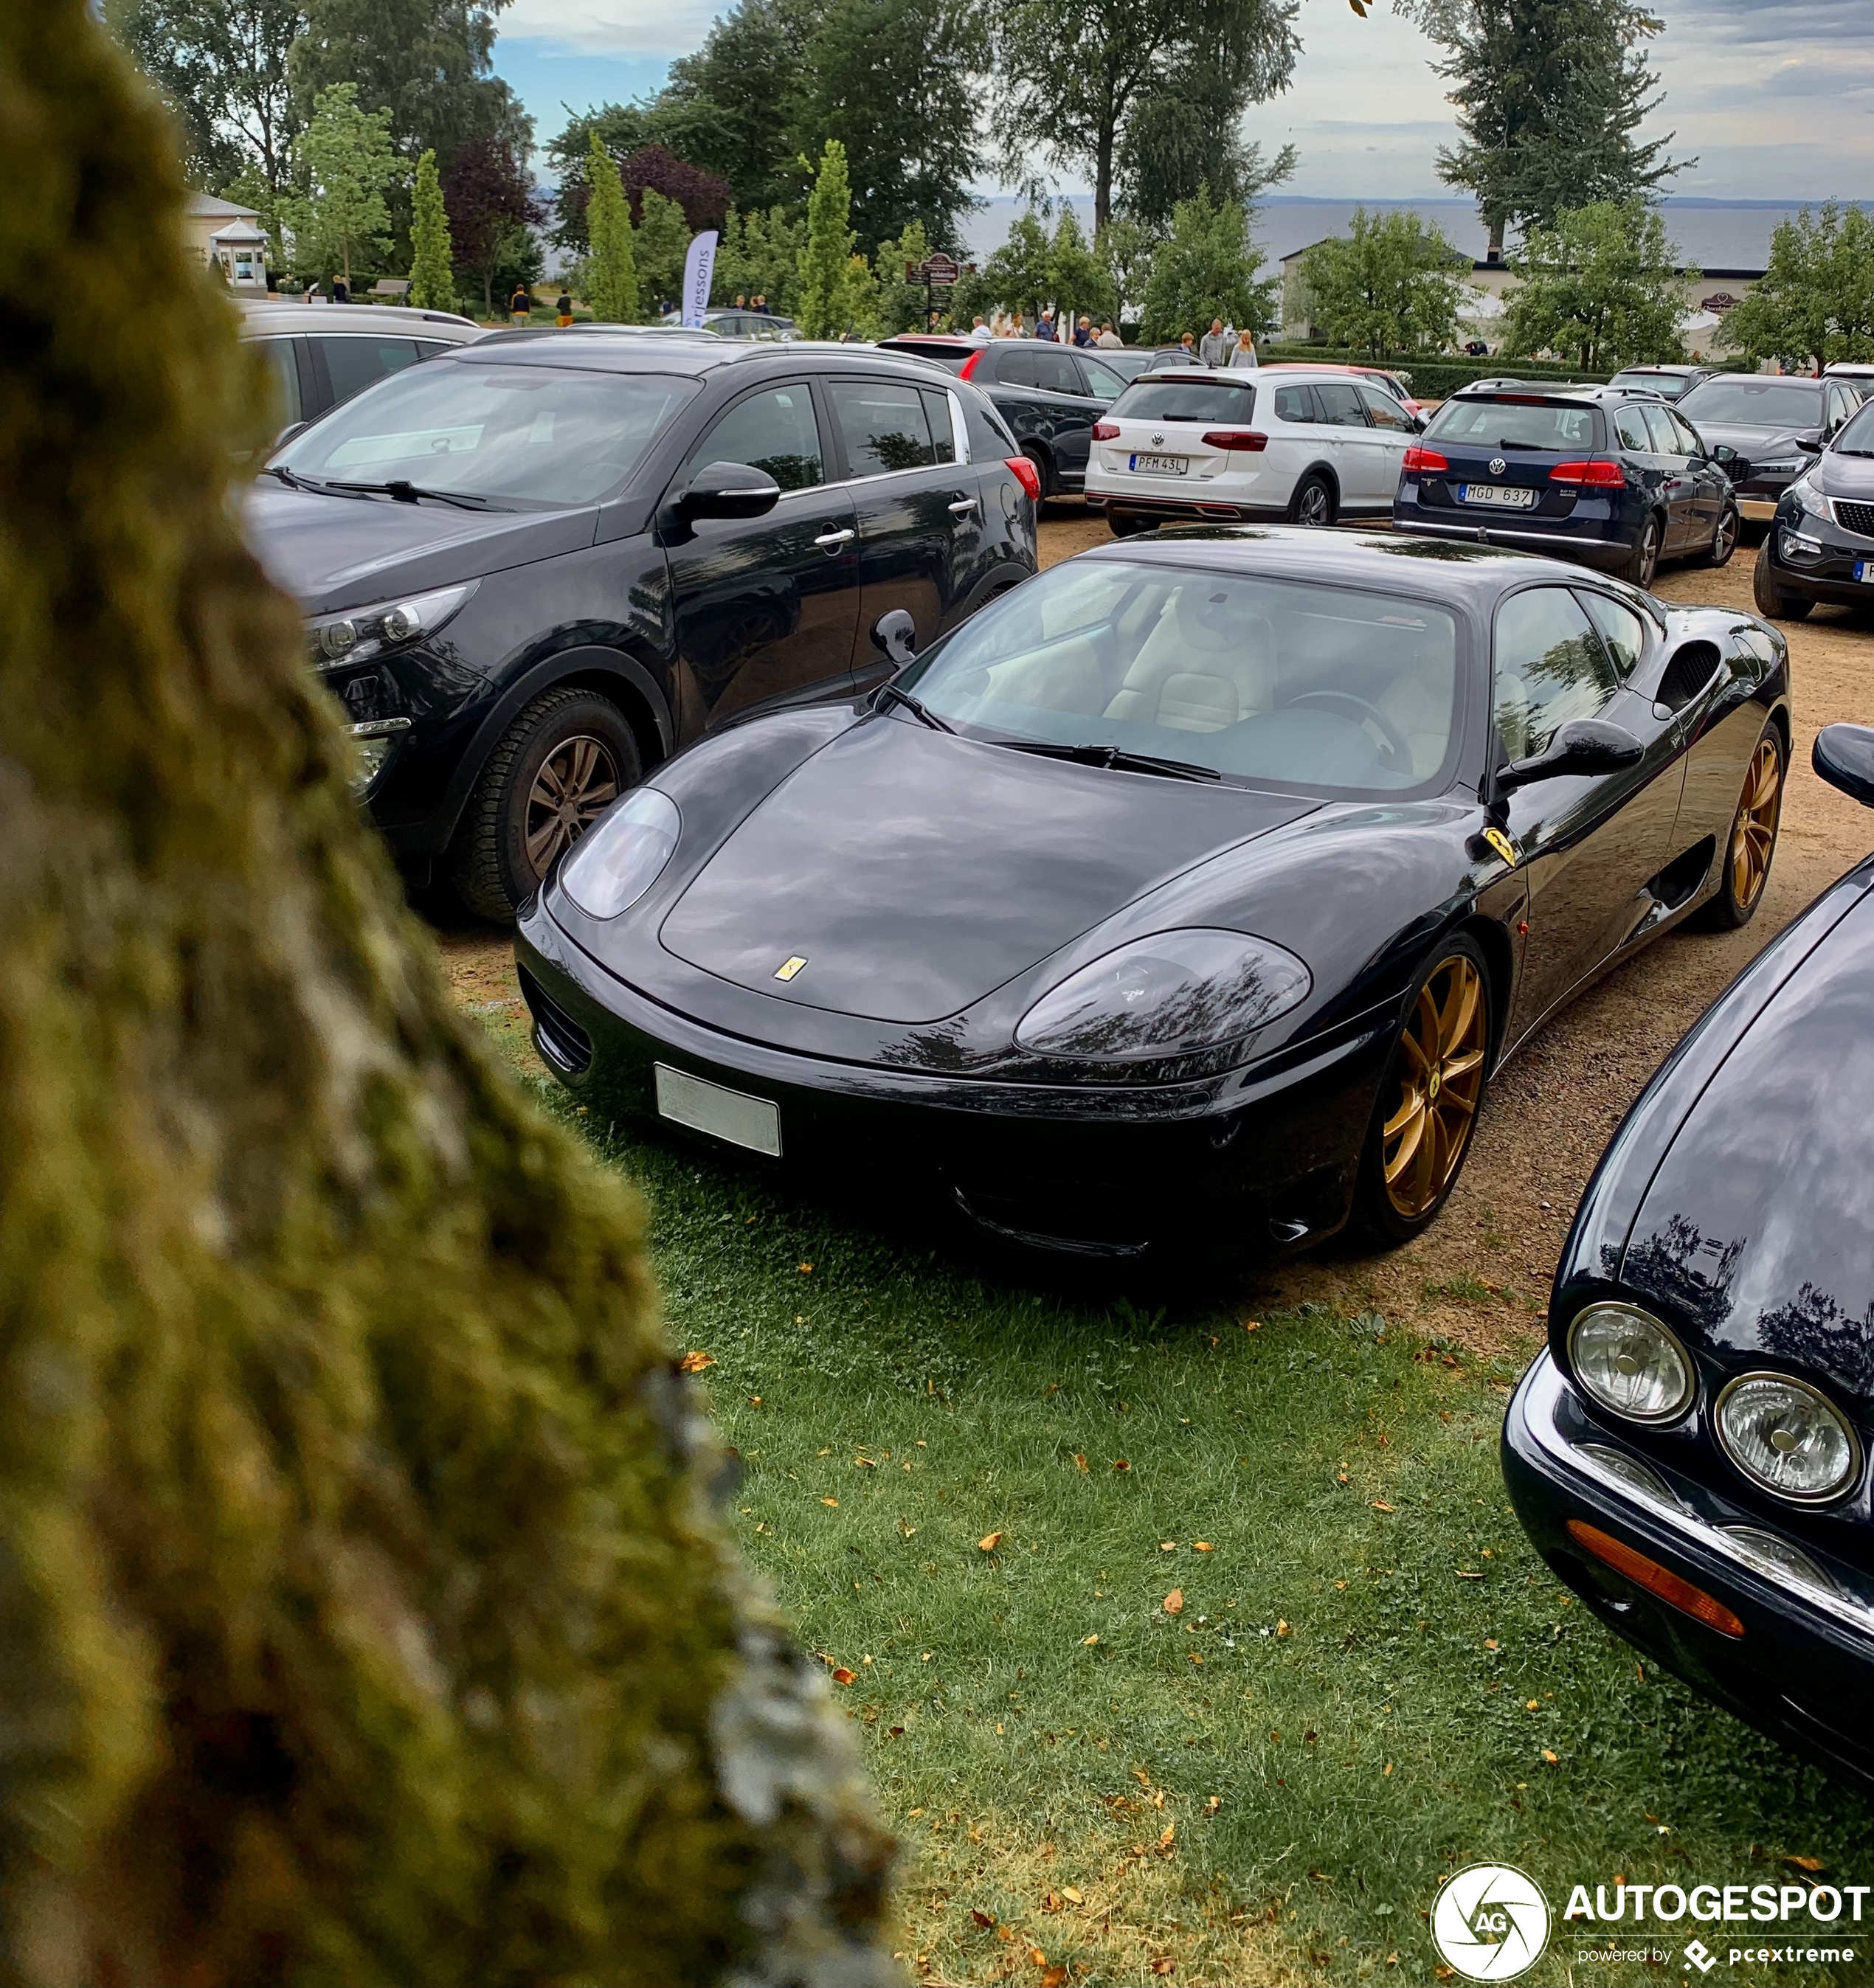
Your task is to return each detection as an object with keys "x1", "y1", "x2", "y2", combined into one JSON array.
[
  {"x1": 1729, "y1": 736, "x2": 1782, "y2": 911},
  {"x1": 525, "y1": 732, "x2": 621, "y2": 876},
  {"x1": 1383, "y1": 955, "x2": 1488, "y2": 1221}
]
